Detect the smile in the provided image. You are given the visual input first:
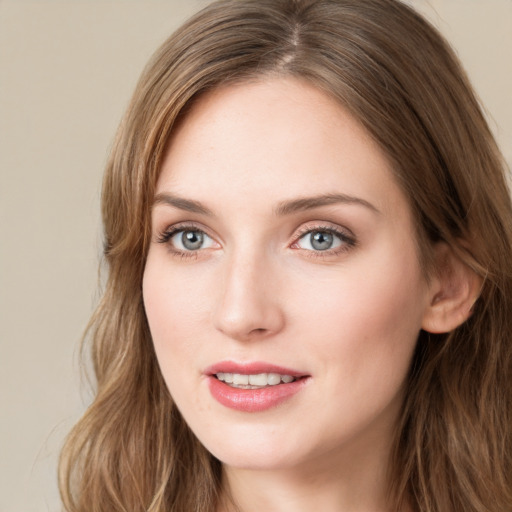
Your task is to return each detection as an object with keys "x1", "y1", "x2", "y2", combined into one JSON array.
[
  {"x1": 206, "y1": 362, "x2": 309, "y2": 412},
  {"x1": 215, "y1": 372, "x2": 296, "y2": 388}
]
